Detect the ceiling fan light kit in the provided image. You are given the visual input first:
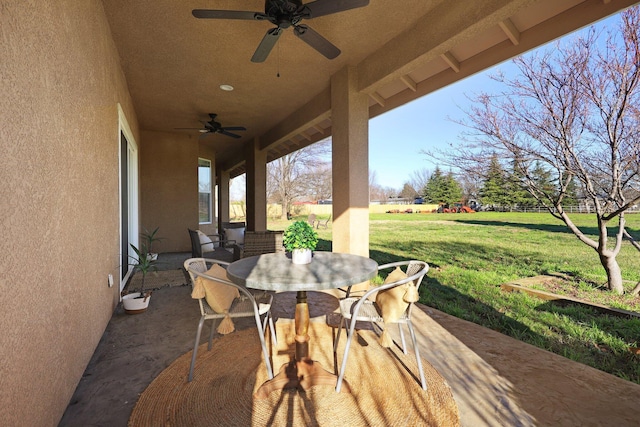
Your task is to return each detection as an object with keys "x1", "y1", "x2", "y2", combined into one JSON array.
[{"x1": 193, "y1": 0, "x2": 370, "y2": 62}]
